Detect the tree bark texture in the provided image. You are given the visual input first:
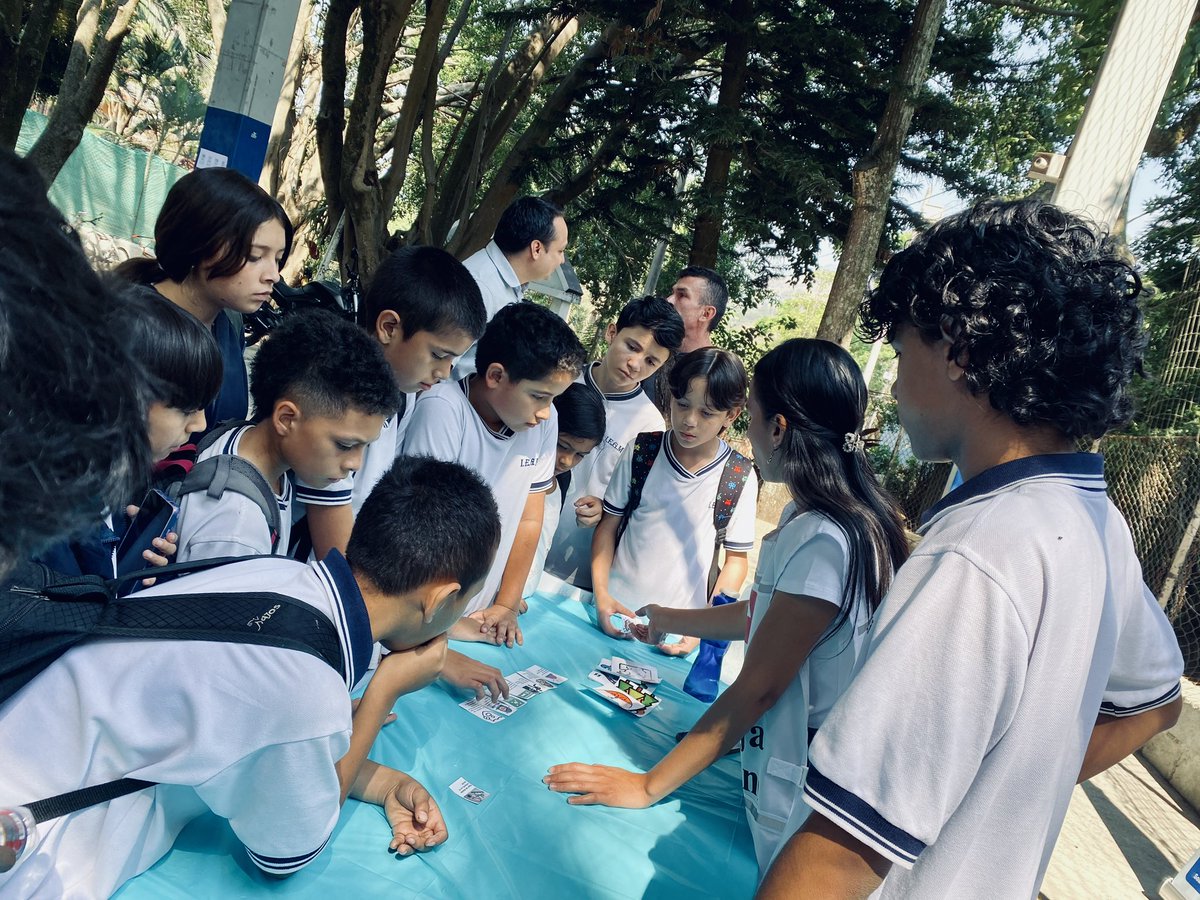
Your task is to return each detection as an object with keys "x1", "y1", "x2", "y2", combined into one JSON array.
[
  {"x1": 0, "y1": 0, "x2": 68, "y2": 148},
  {"x1": 688, "y1": 0, "x2": 753, "y2": 269},
  {"x1": 25, "y1": 0, "x2": 139, "y2": 185},
  {"x1": 447, "y1": 21, "x2": 625, "y2": 260},
  {"x1": 815, "y1": 0, "x2": 948, "y2": 347}
]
